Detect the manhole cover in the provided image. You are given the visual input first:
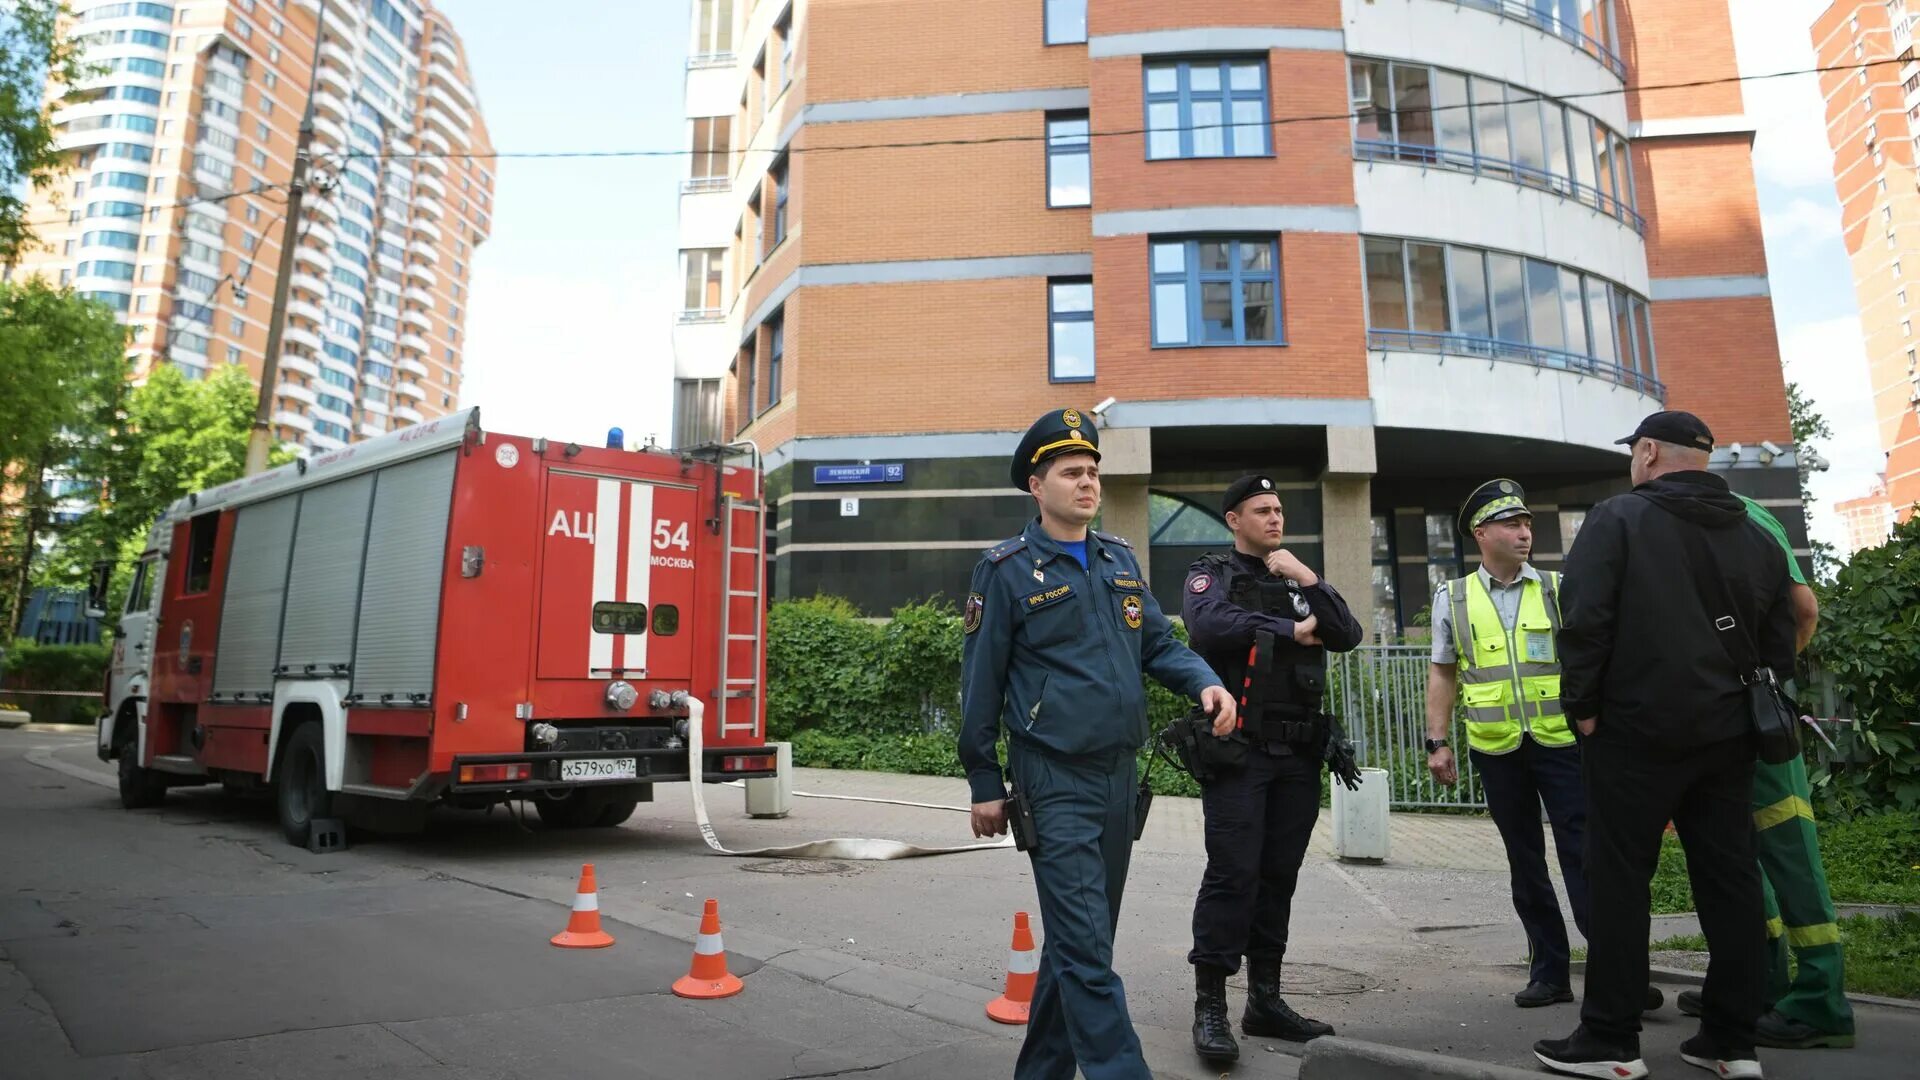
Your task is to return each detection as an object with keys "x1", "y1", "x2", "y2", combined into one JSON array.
[
  {"x1": 737, "y1": 859, "x2": 860, "y2": 876},
  {"x1": 1228, "y1": 963, "x2": 1380, "y2": 996}
]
